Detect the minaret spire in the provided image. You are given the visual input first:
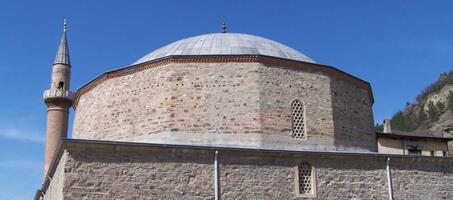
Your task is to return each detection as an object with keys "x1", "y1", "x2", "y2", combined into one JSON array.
[{"x1": 54, "y1": 19, "x2": 70, "y2": 66}]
